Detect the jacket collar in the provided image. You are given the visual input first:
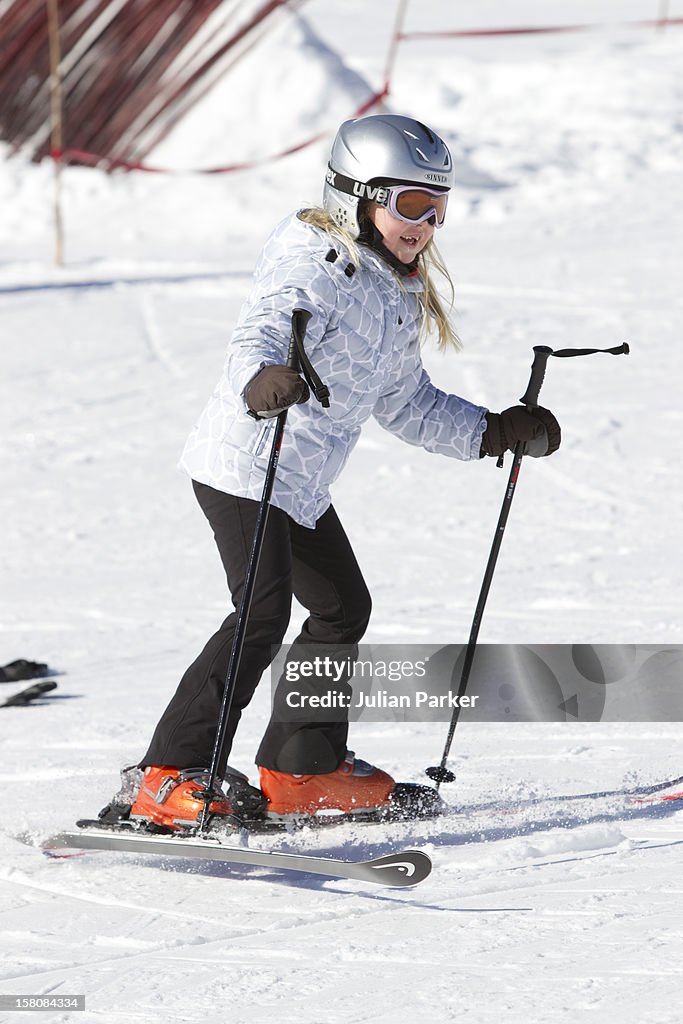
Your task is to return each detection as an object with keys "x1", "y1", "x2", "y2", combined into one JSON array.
[{"x1": 357, "y1": 220, "x2": 420, "y2": 278}]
